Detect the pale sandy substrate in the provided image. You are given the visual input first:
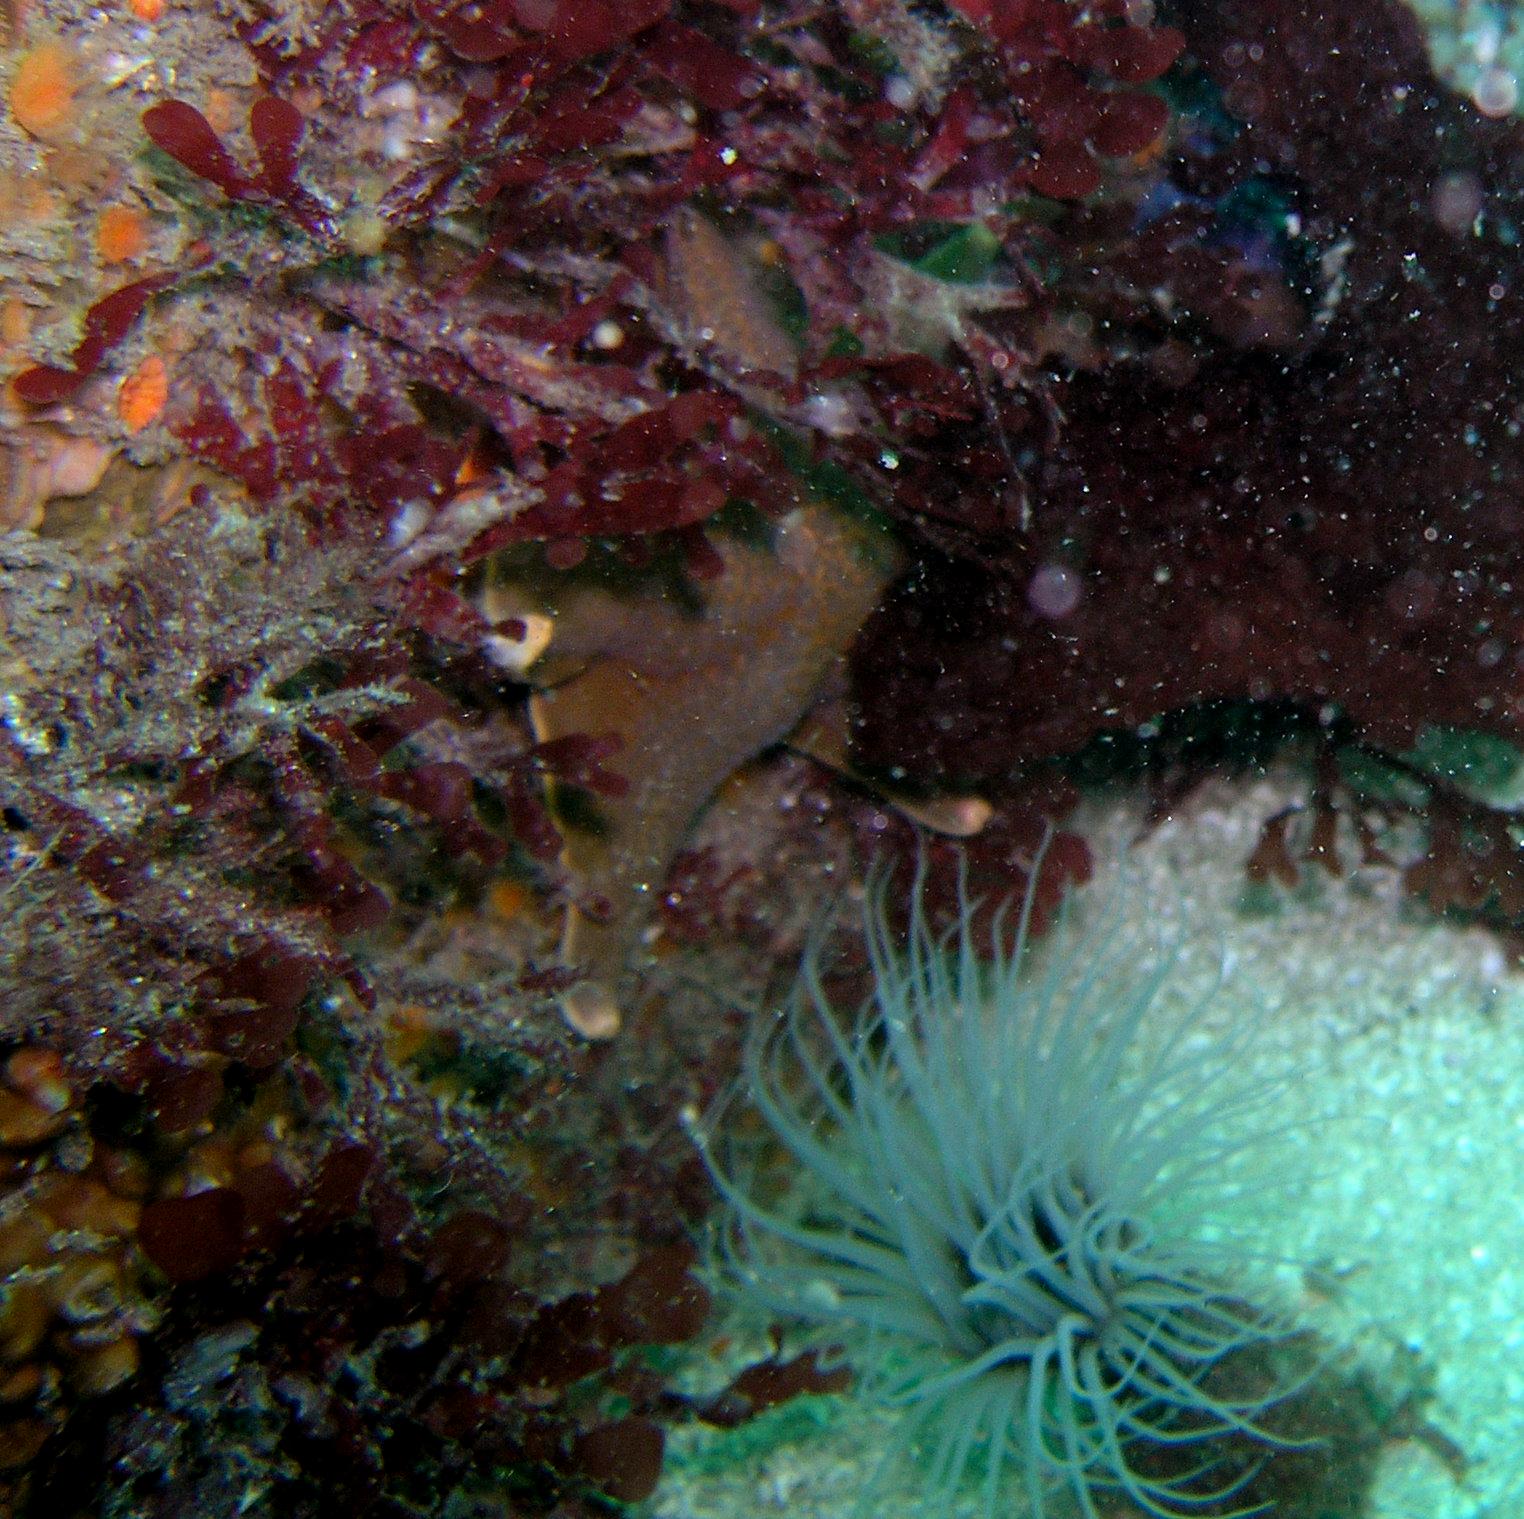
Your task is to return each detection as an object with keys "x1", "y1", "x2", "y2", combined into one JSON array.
[{"x1": 651, "y1": 766, "x2": 1524, "y2": 1519}]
